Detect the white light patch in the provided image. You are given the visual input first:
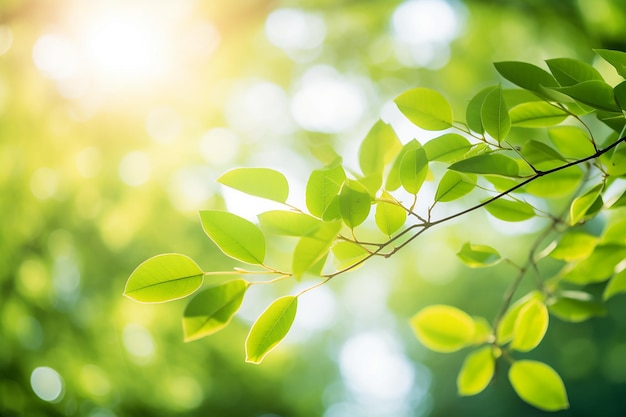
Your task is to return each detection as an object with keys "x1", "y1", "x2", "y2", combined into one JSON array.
[
  {"x1": 167, "y1": 166, "x2": 214, "y2": 213},
  {"x1": 32, "y1": 34, "x2": 80, "y2": 80},
  {"x1": 0, "y1": 25, "x2": 14, "y2": 55},
  {"x1": 291, "y1": 66, "x2": 366, "y2": 133},
  {"x1": 76, "y1": 147, "x2": 102, "y2": 178},
  {"x1": 199, "y1": 128, "x2": 240, "y2": 166},
  {"x1": 265, "y1": 8, "x2": 326, "y2": 60},
  {"x1": 122, "y1": 323, "x2": 156, "y2": 362},
  {"x1": 31, "y1": 366, "x2": 64, "y2": 402},
  {"x1": 287, "y1": 284, "x2": 337, "y2": 342},
  {"x1": 118, "y1": 151, "x2": 151, "y2": 187},
  {"x1": 145, "y1": 107, "x2": 182, "y2": 143},
  {"x1": 30, "y1": 167, "x2": 59, "y2": 200}
]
